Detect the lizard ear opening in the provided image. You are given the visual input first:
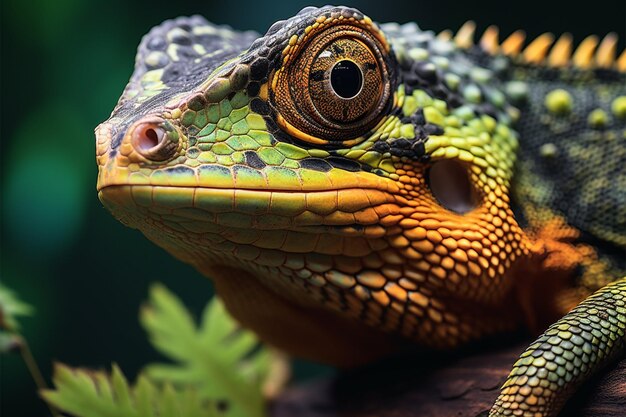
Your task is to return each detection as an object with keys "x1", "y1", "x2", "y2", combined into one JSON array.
[{"x1": 427, "y1": 159, "x2": 480, "y2": 214}]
